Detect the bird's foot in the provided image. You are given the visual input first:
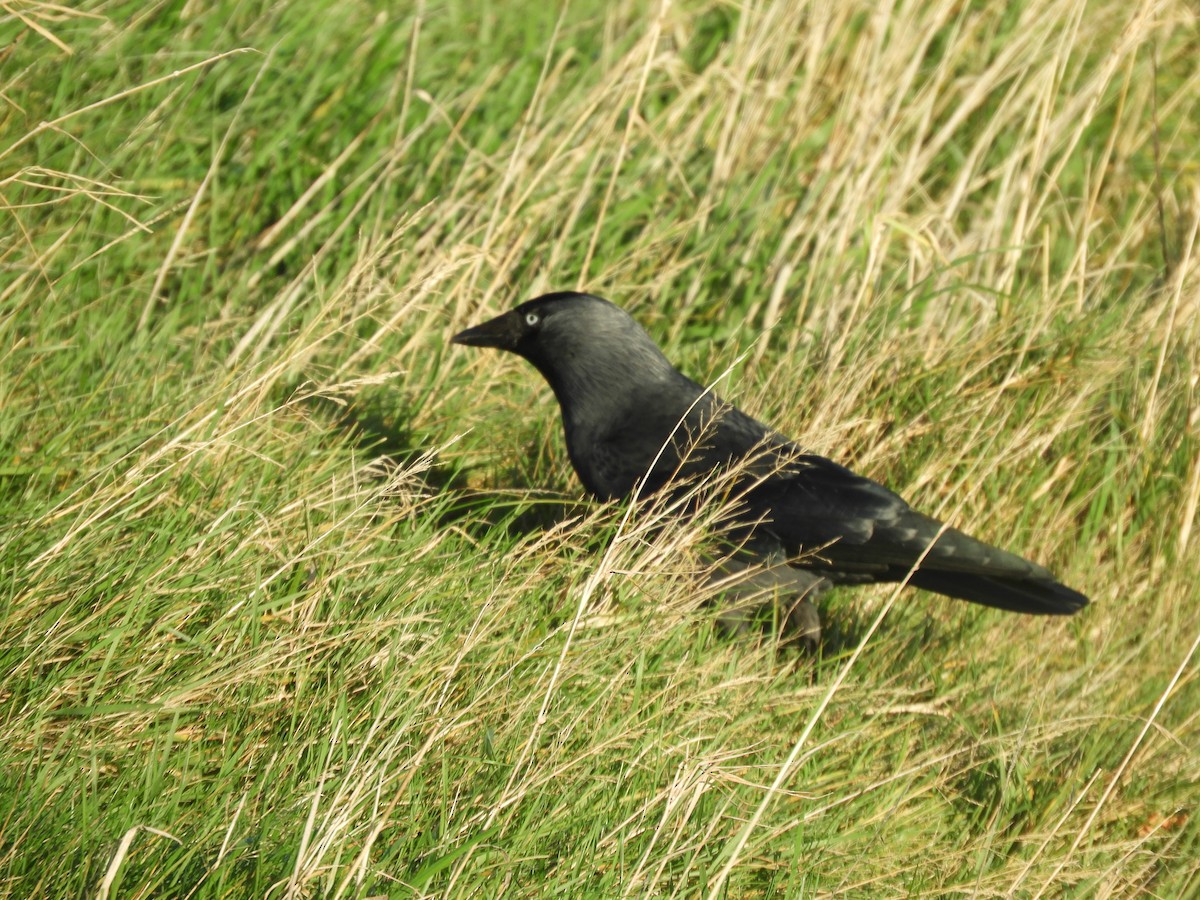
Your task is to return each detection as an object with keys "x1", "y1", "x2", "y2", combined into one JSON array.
[{"x1": 715, "y1": 596, "x2": 822, "y2": 654}]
